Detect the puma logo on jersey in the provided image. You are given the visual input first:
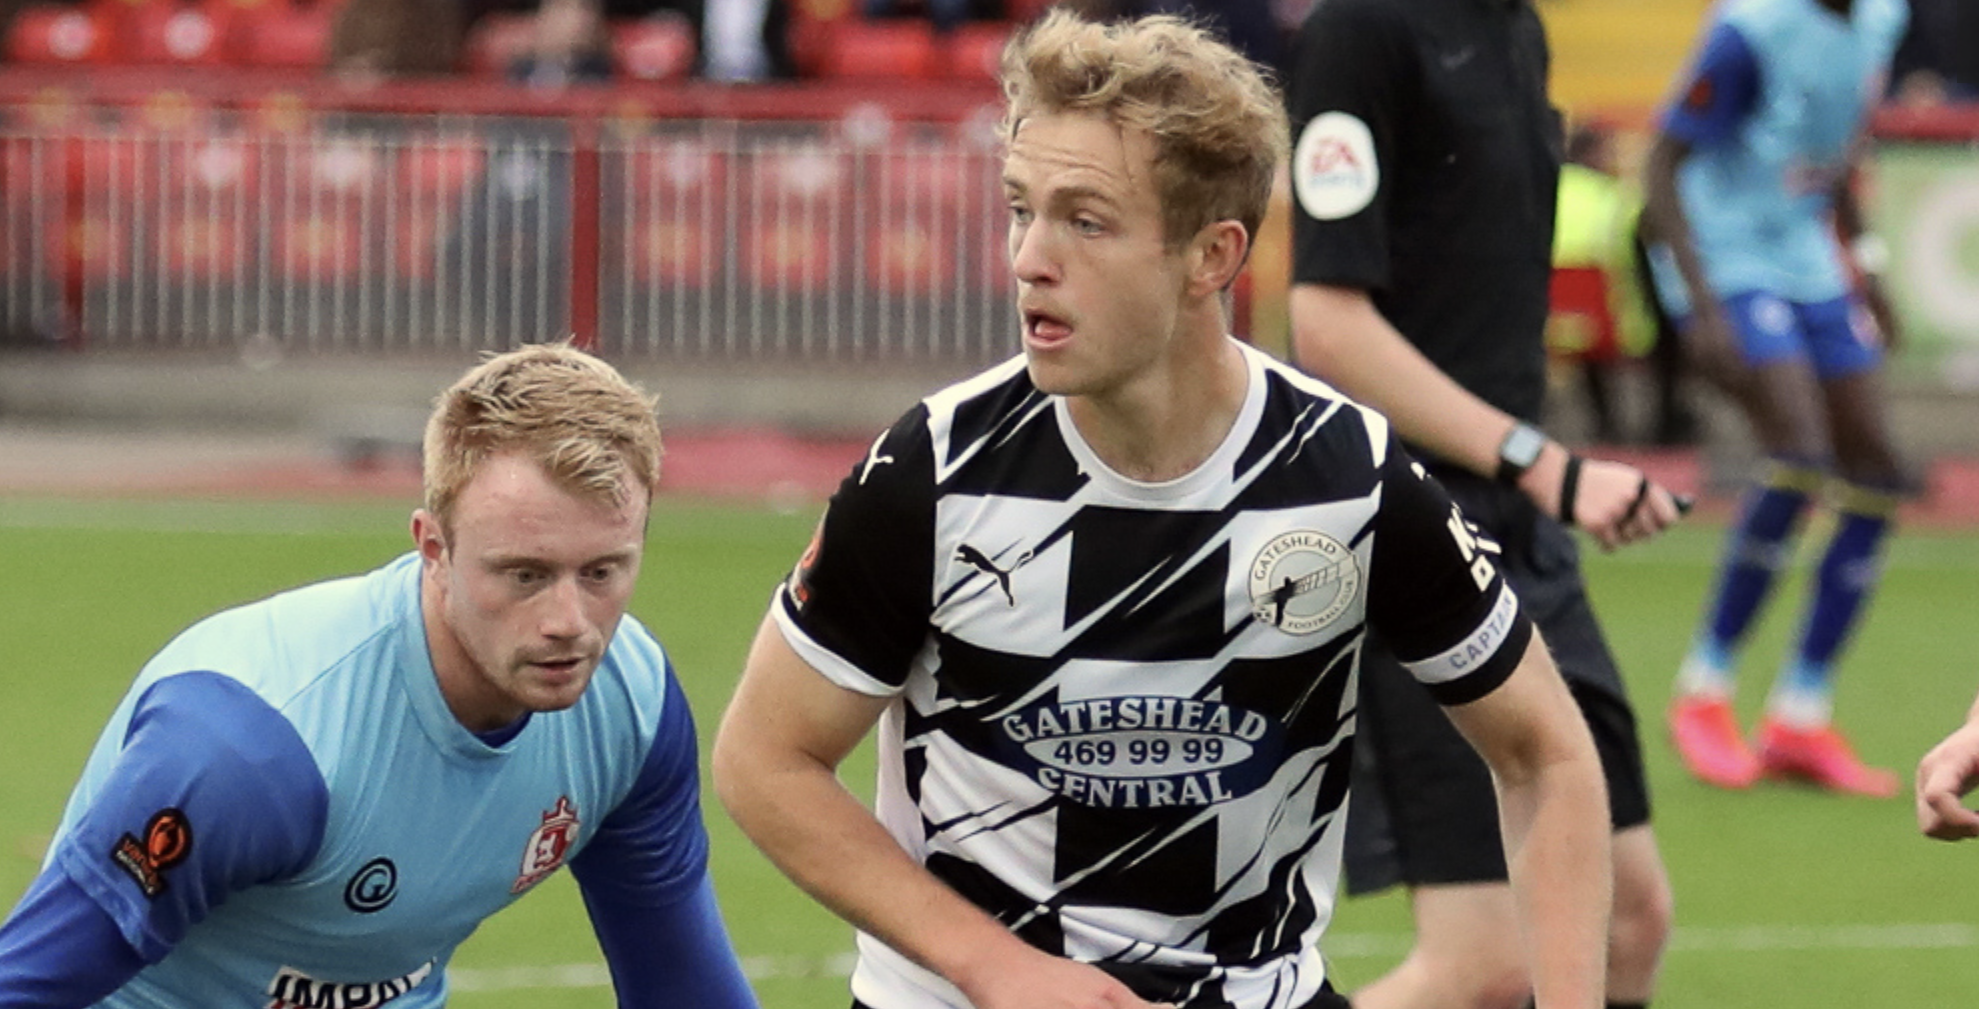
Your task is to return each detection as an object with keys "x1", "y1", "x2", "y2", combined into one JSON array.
[
  {"x1": 956, "y1": 544, "x2": 1033, "y2": 605},
  {"x1": 859, "y1": 432, "x2": 896, "y2": 485}
]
